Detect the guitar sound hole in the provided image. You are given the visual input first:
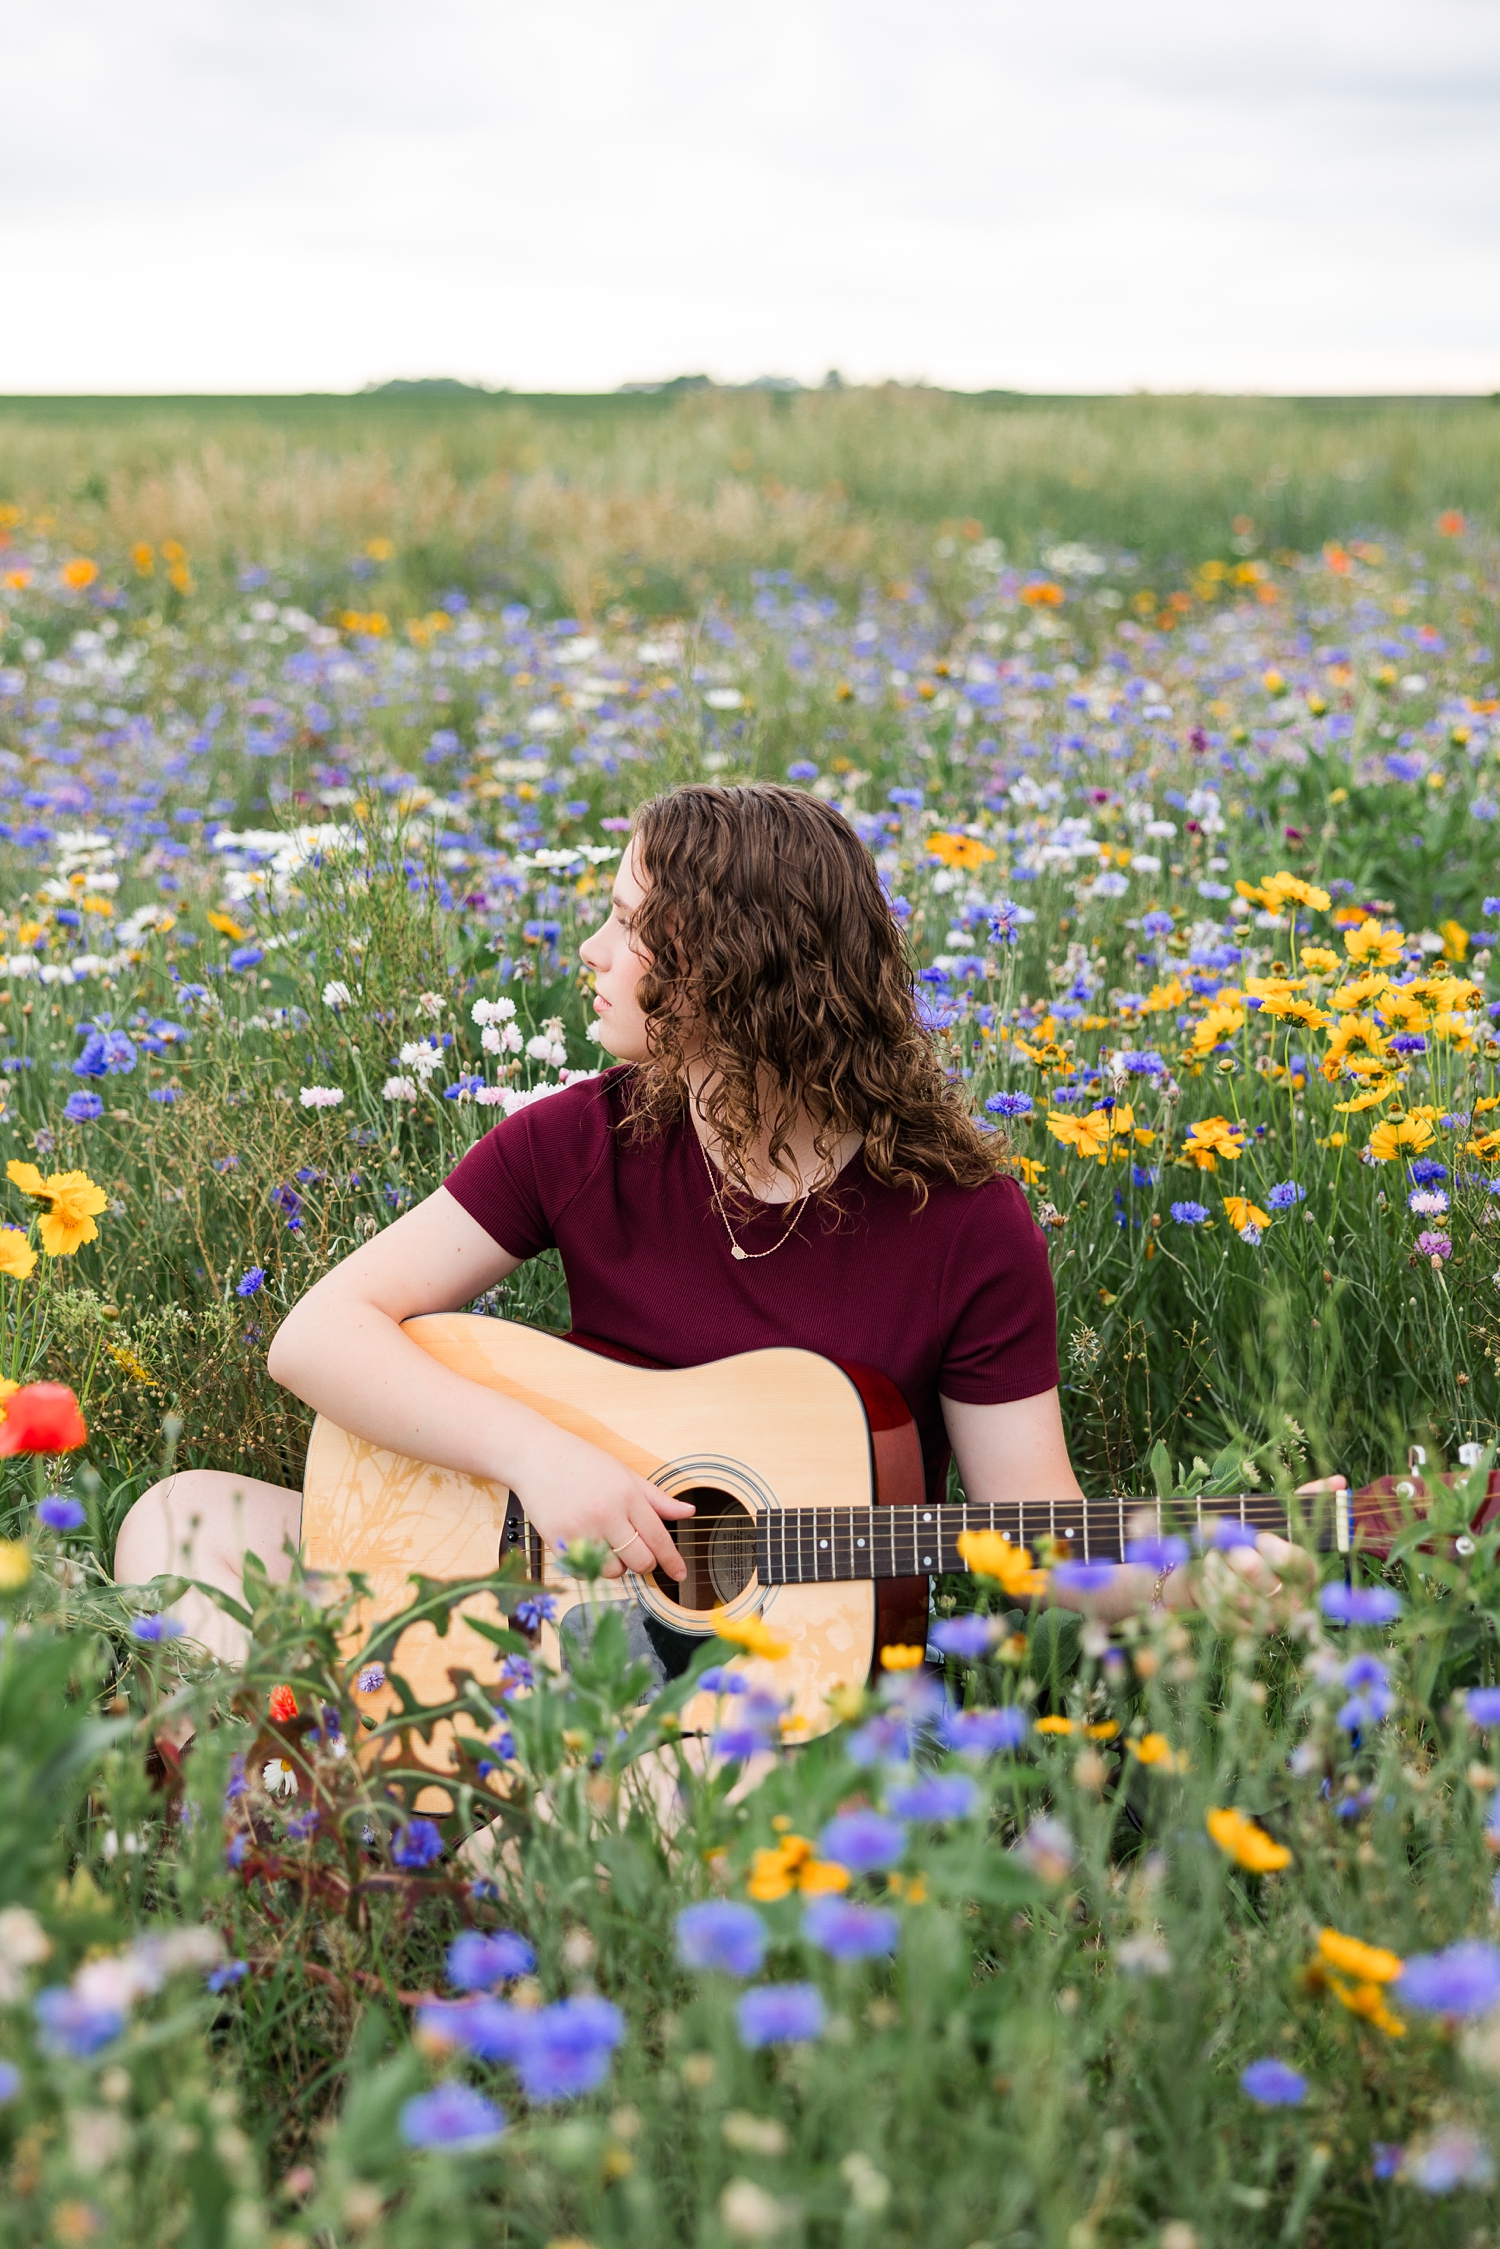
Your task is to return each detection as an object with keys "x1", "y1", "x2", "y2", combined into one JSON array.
[{"x1": 655, "y1": 1487, "x2": 756, "y2": 1611}]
